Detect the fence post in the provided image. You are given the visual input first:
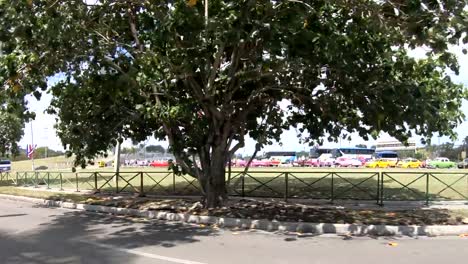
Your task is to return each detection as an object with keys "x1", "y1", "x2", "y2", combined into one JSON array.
[
  {"x1": 15, "y1": 172, "x2": 19, "y2": 186},
  {"x1": 59, "y1": 173, "x2": 63, "y2": 191},
  {"x1": 47, "y1": 172, "x2": 50, "y2": 189},
  {"x1": 426, "y1": 173, "x2": 430, "y2": 206},
  {"x1": 34, "y1": 172, "x2": 38, "y2": 188},
  {"x1": 284, "y1": 172, "x2": 289, "y2": 202},
  {"x1": 172, "y1": 172, "x2": 176, "y2": 194},
  {"x1": 330, "y1": 173, "x2": 334, "y2": 203},
  {"x1": 378, "y1": 171, "x2": 384, "y2": 206},
  {"x1": 241, "y1": 172, "x2": 245, "y2": 197},
  {"x1": 94, "y1": 172, "x2": 99, "y2": 193},
  {"x1": 75, "y1": 173, "x2": 79, "y2": 192},
  {"x1": 376, "y1": 171, "x2": 380, "y2": 205},
  {"x1": 115, "y1": 172, "x2": 119, "y2": 193},
  {"x1": 139, "y1": 172, "x2": 145, "y2": 197}
]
